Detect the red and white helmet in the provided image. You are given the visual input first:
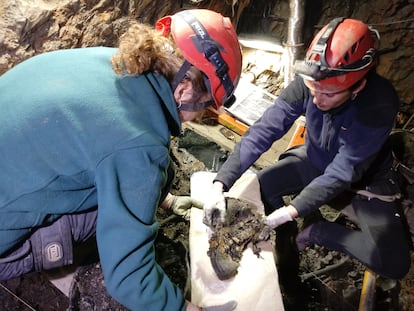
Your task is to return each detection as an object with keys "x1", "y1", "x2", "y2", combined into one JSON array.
[
  {"x1": 294, "y1": 18, "x2": 379, "y2": 93},
  {"x1": 156, "y1": 9, "x2": 242, "y2": 109}
]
